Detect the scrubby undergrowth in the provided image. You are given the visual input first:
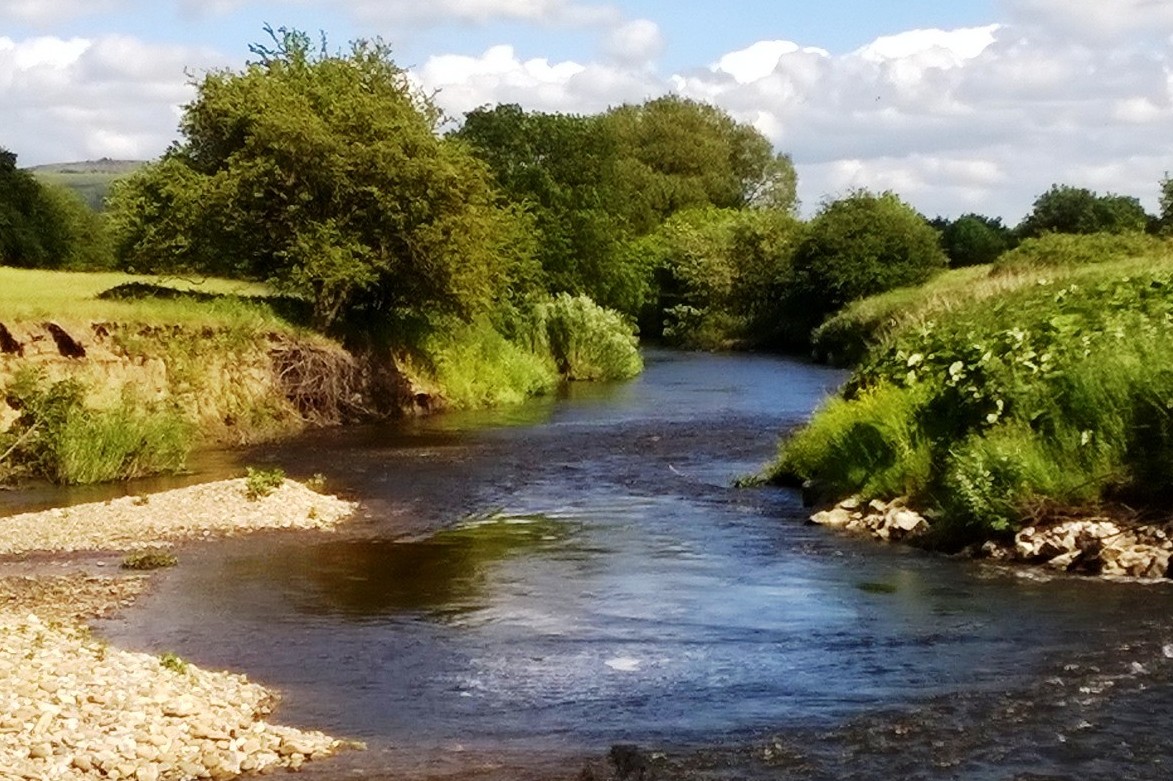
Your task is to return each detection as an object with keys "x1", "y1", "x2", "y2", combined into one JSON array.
[{"x1": 771, "y1": 242, "x2": 1173, "y2": 548}]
